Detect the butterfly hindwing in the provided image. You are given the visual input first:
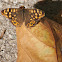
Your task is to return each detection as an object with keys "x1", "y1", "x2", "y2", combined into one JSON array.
[
  {"x1": 1, "y1": 8, "x2": 23, "y2": 26},
  {"x1": 24, "y1": 9, "x2": 45, "y2": 27}
]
